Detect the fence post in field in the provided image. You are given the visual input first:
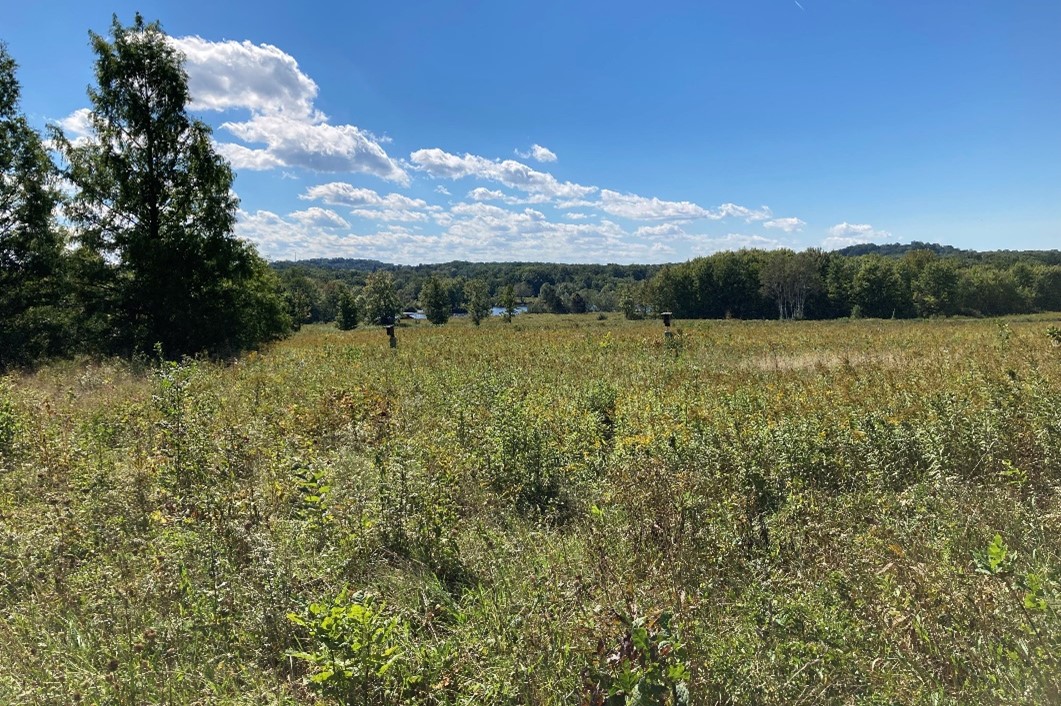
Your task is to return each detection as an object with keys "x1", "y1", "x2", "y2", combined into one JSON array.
[
  {"x1": 662, "y1": 311, "x2": 674, "y2": 342},
  {"x1": 385, "y1": 321, "x2": 397, "y2": 349}
]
